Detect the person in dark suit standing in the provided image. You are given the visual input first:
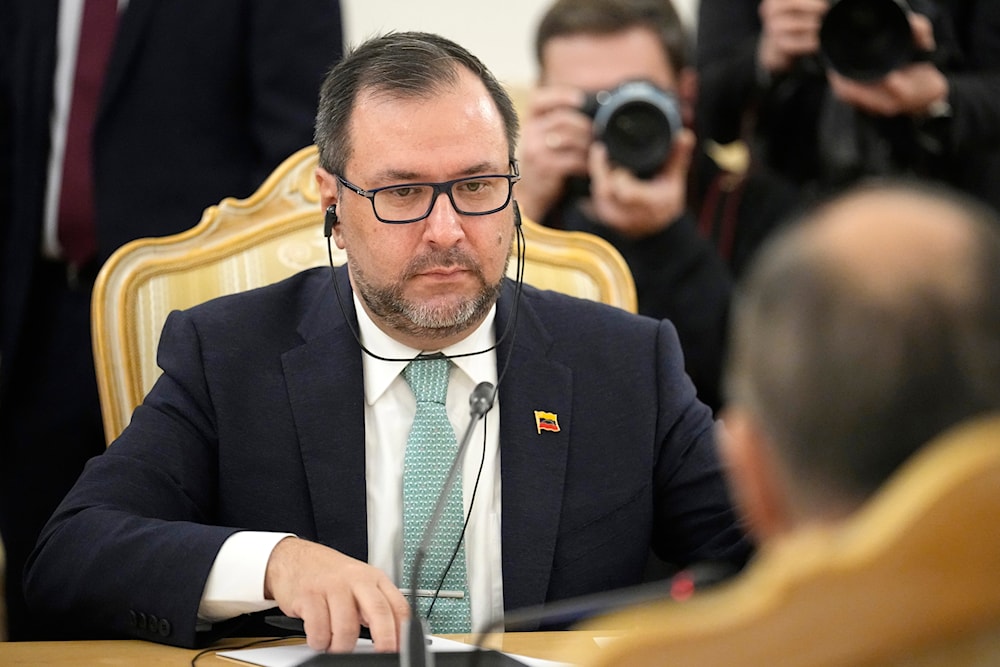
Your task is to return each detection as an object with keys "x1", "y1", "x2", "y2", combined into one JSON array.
[
  {"x1": 24, "y1": 31, "x2": 751, "y2": 653},
  {"x1": 0, "y1": 0, "x2": 343, "y2": 640},
  {"x1": 696, "y1": 0, "x2": 1000, "y2": 212}
]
